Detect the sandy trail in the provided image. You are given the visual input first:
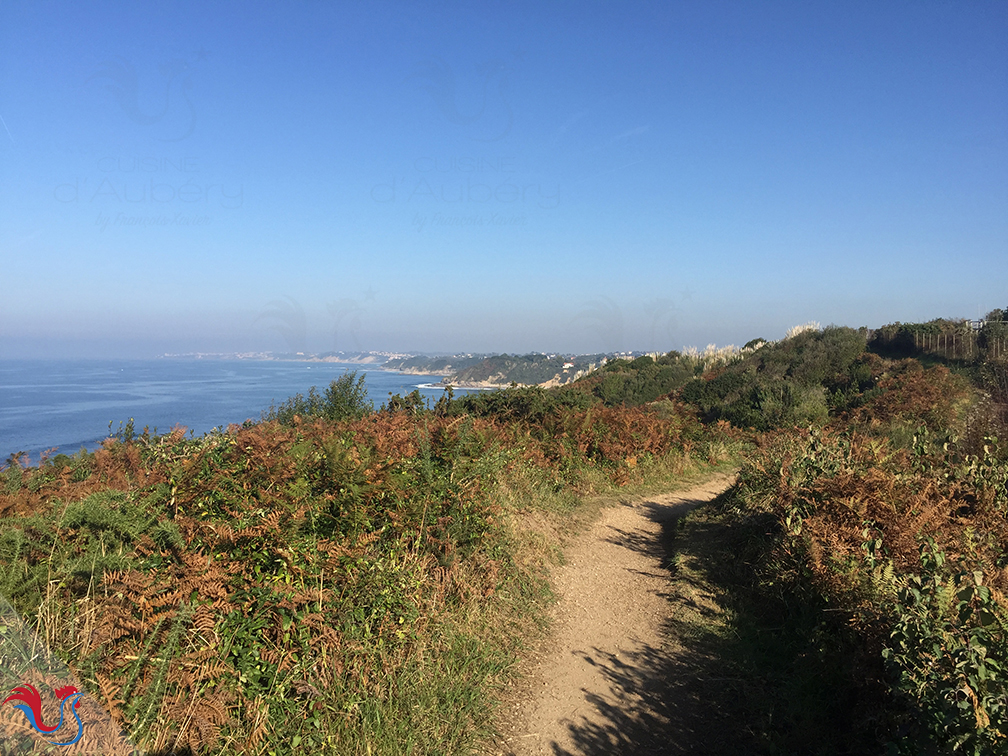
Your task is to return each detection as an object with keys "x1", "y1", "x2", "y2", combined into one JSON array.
[{"x1": 493, "y1": 474, "x2": 735, "y2": 756}]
